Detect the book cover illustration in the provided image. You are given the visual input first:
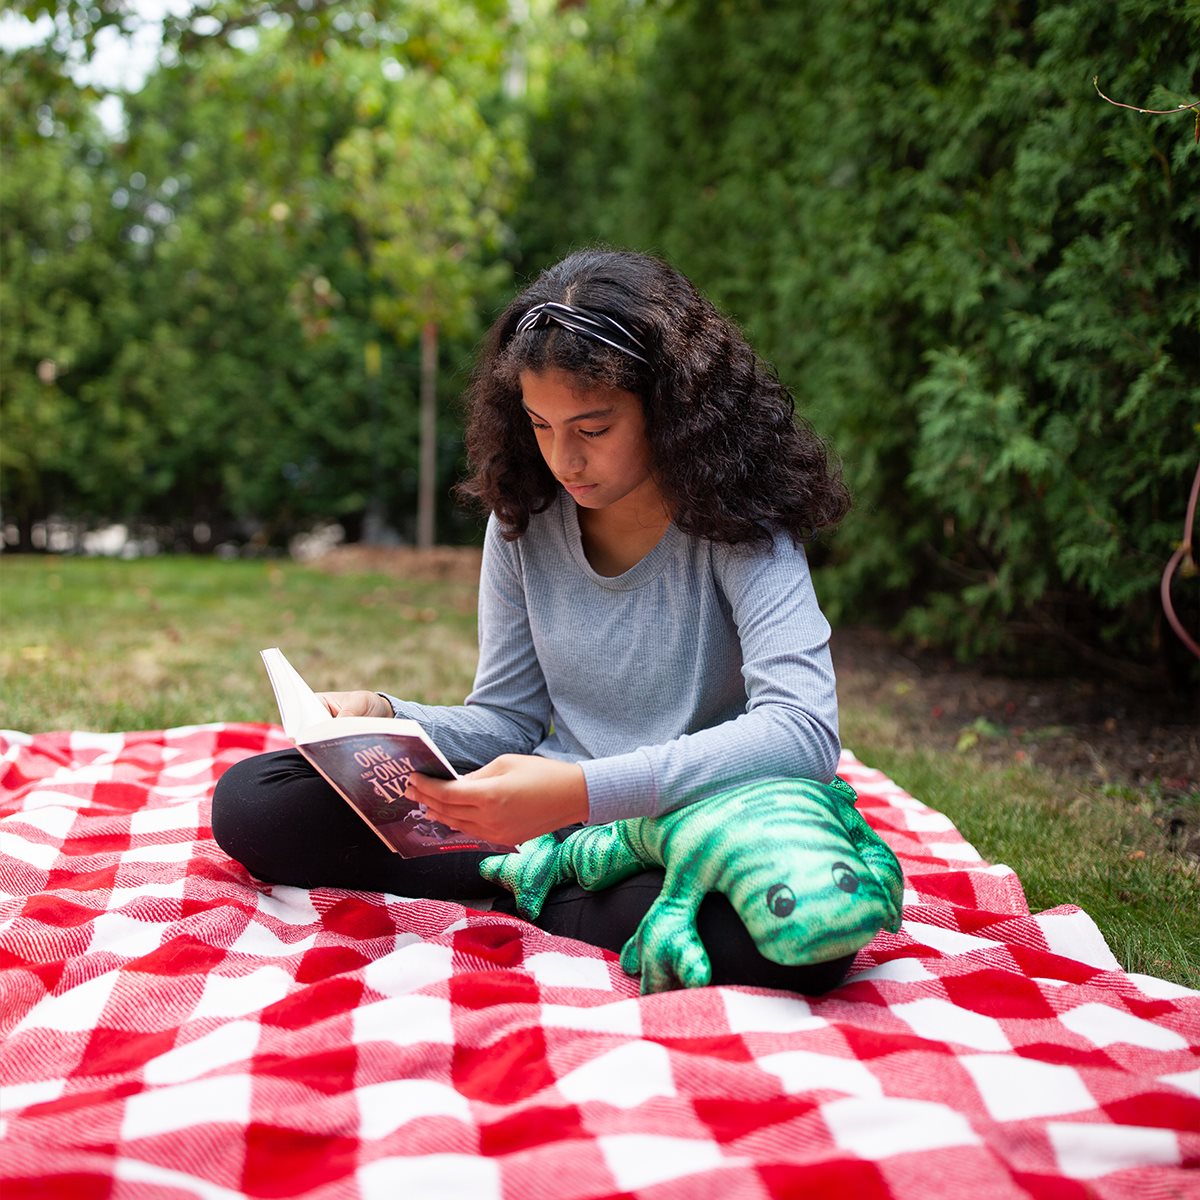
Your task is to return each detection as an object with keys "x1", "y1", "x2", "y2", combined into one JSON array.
[
  {"x1": 300, "y1": 732, "x2": 507, "y2": 857},
  {"x1": 260, "y1": 646, "x2": 512, "y2": 858}
]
